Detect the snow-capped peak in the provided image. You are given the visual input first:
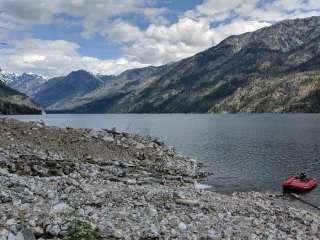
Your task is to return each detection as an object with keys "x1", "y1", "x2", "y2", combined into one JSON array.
[{"x1": 0, "y1": 68, "x2": 46, "y2": 87}]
